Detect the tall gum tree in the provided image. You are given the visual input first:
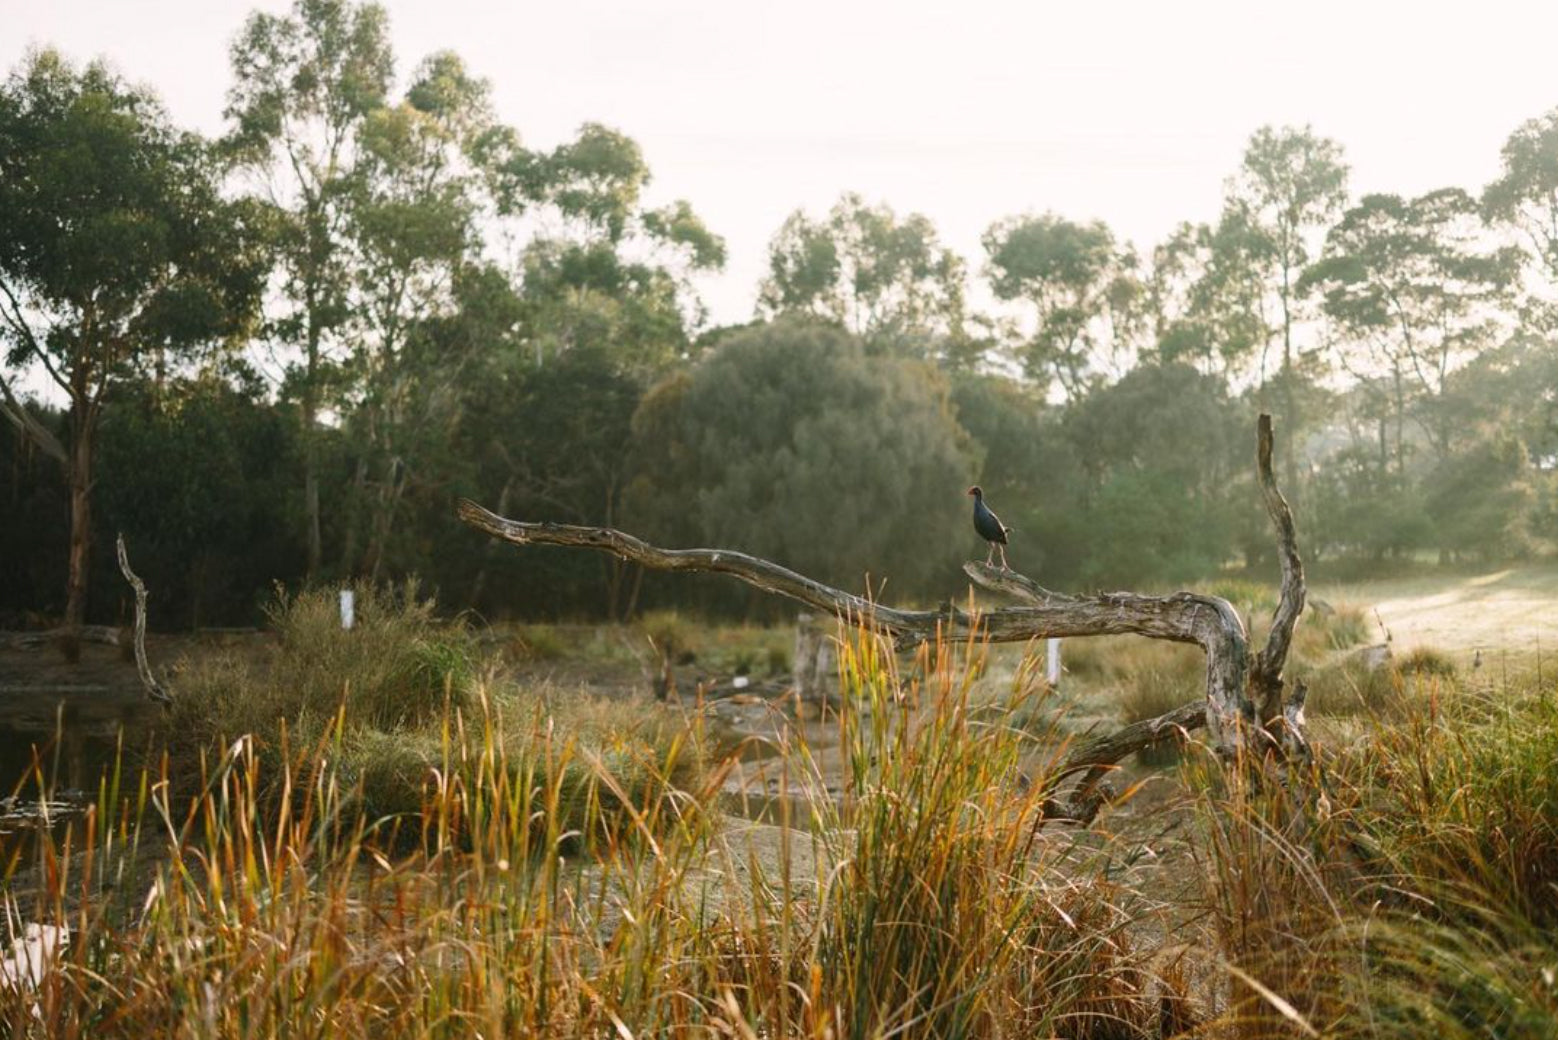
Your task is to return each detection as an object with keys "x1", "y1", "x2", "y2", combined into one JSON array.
[
  {"x1": 463, "y1": 121, "x2": 725, "y2": 608},
  {"x1": 757, "y1": 193, "x2": 974, "y2": 365},
  {"x1": 343, "y1": 50, "x2": 493, "y2": 579},
  {"x1": 1484, "y1": 108, "x2": 1558, "y2": 330},
  {"x1": 0, "y1": 49, "x2": 265, "y2": 639},
  {"x1": 1302, "y1": 189, "x2": 1520, "y2": 469},
  {"x1": 982, "y1": 213, "x2": 1143, "y2": 400},
  {"x1": 1226, "y1": 125, "x2": 1349, "y2": 486},
  {"x1": 475, "y1": 120, "x2": 727, "y2": 374},
  {"x1": 224, "y1": 0, "x2": 394, "y2": 579}
]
